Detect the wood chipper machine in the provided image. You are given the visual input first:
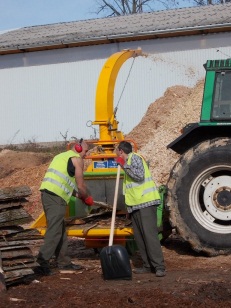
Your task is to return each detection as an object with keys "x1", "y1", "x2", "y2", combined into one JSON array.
[{"x1": 31, "y1": 49, "x2": 167, "y2": 254}]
